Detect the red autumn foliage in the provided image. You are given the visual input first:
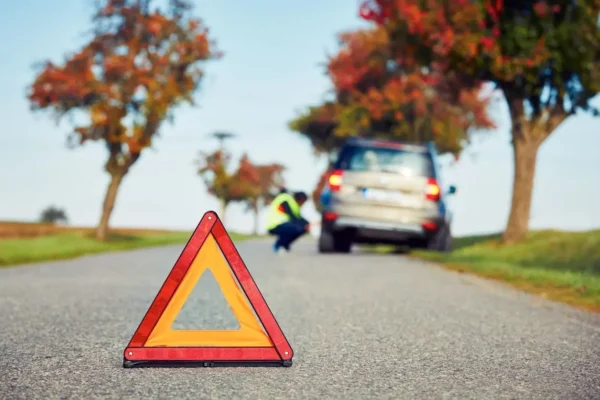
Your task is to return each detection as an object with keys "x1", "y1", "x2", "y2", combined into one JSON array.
[
  {"x1": 197, "y1": 150, "x2": 254, "y2": 204},
  {"x1": 197, "y1": 150, "x2": 285, "y2": 229},
  {"x1": 327, "y1": 29, "x2": 388, "y2": 94},
  {"x1": 295, "y1": 26, "x2": 495, "y2": 155},
  {"x1": 253, "y1": 164, "x2": 286, "y2": 206},
  {"x1": 242, "y1": 162, "x2": 286, "y2": 234},
  {"x1": 229, "y1": 154, "x2": 262, "y2": 200},
  {"x1": 356, "y1": 0, "x2": 558, "y2": 82}
]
